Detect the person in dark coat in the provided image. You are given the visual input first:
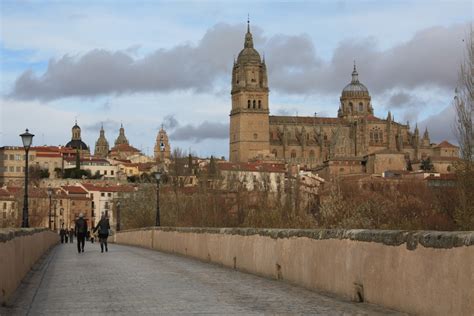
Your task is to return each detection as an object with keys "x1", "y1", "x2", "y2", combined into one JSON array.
[
  {"x1": 64, "y1": 229, "x2": 69, "y2": 243},
  {"x1": 75, "y1": 213, "x2": 88, "y2": 253},
  {"x1": 93, "y1": 214, "x2": 110, "y2": 253},
  {"x1": 59, "y1": 227, "x2": 66, "y2": 243},
  {"x1": 69, "y1": 229, "x2": 74, "y2": 243}
]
